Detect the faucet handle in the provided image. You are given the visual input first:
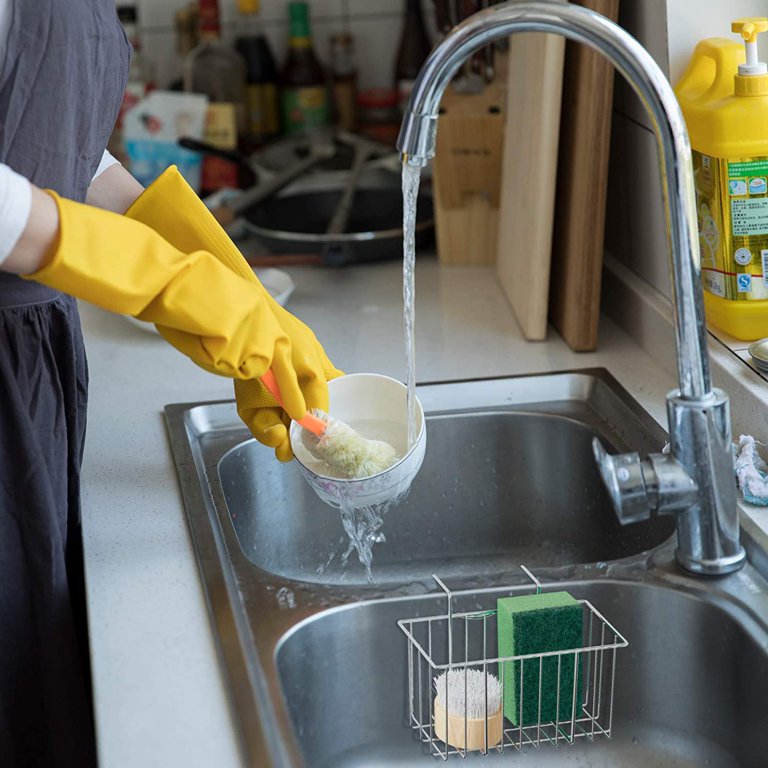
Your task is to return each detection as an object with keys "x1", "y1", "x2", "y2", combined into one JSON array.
[
  {"x1": 592, "y1": 439, "x2": 652, "y2": 524},
  {"x1": 592, "y1": 438, "x2": 700, "y2": 525}
]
